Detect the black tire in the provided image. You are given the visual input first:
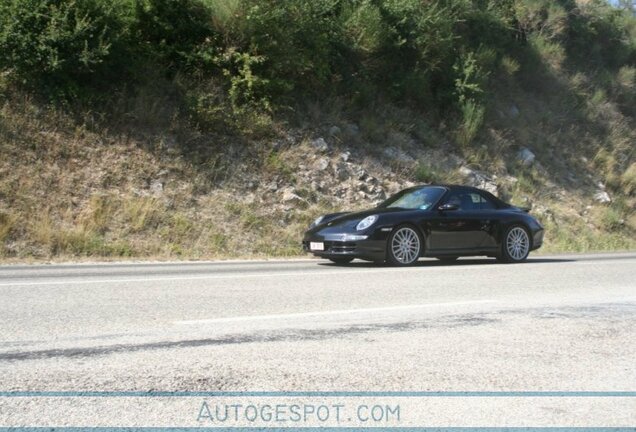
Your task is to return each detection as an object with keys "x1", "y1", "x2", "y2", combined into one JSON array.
[
  {"x1": 436, "y1": 256, "x2": 459, "y2": 262},
  {"x1": 387, "y1": 225, "x2": 423, "y2": 266},
  {"x1": 497, "y1": 225, "x2": 531, "y2": 263},
  {"x1": 329, "y1": 257, "x2": 354, "y2": 265}
]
